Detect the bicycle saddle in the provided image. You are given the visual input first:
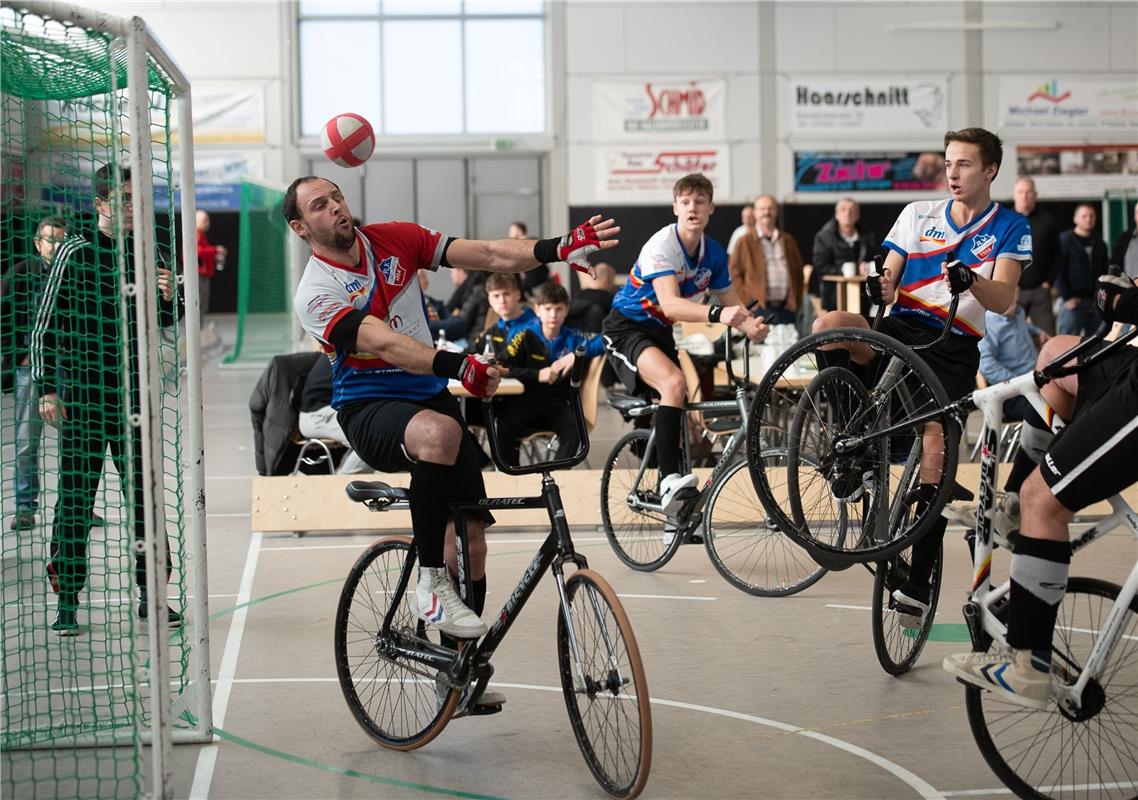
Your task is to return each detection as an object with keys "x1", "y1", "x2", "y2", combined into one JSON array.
[
  {"x1": 607, "y1": 393, "x2": 654, "y2": 417},
  {"x1": 345, "y1": 481, "x2": 409, "y2": 504}
]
